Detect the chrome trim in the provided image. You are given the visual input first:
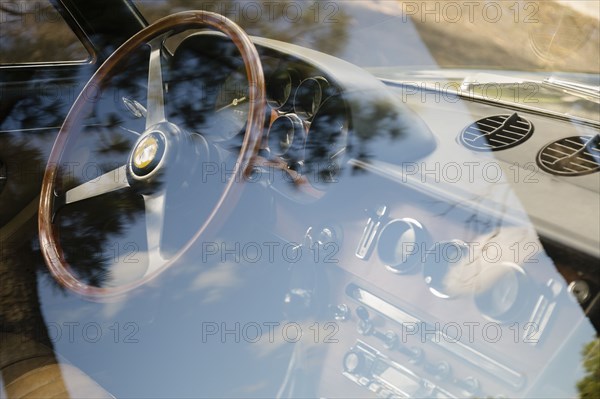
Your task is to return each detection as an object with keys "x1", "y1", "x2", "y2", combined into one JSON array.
[
  {"x1": 380, "y1": 79, "x2": 600, "y2": 128},
  {"x1": 348, "y1": 285, "x2": 526, "y2": 389},
  {"x1": 356, "y1": 204, "x2": 387, "y2": 259}
]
